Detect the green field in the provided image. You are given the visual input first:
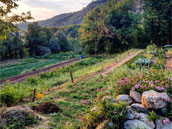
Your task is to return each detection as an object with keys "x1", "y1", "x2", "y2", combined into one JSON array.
[{"x1": 0, "y1": 52, "x2": 81, "y2": 80}]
